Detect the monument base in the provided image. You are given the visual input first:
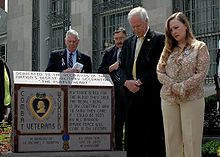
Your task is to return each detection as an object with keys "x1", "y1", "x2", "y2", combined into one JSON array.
[{"x1": 2, "y1": 151, "x2": 127, "y2": 157}]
